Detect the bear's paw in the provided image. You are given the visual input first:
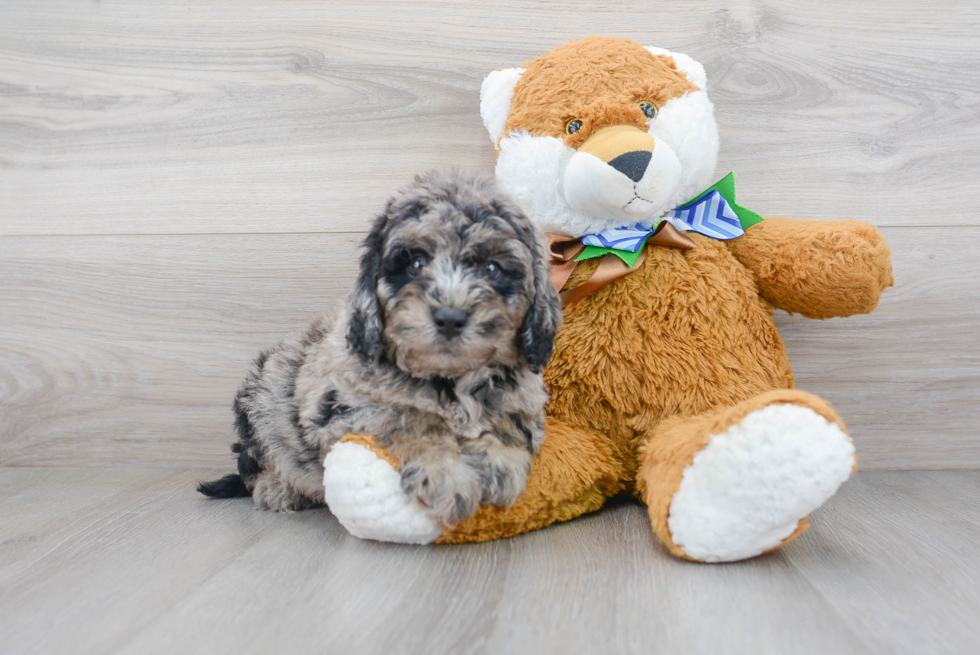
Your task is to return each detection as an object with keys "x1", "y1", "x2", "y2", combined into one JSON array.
[
  {"x1": 323, "y1": 441, "x2": 442, "y2": 544},
  {"x1": 667, "y1": 404, "x2": 855, "y2": 562}
]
